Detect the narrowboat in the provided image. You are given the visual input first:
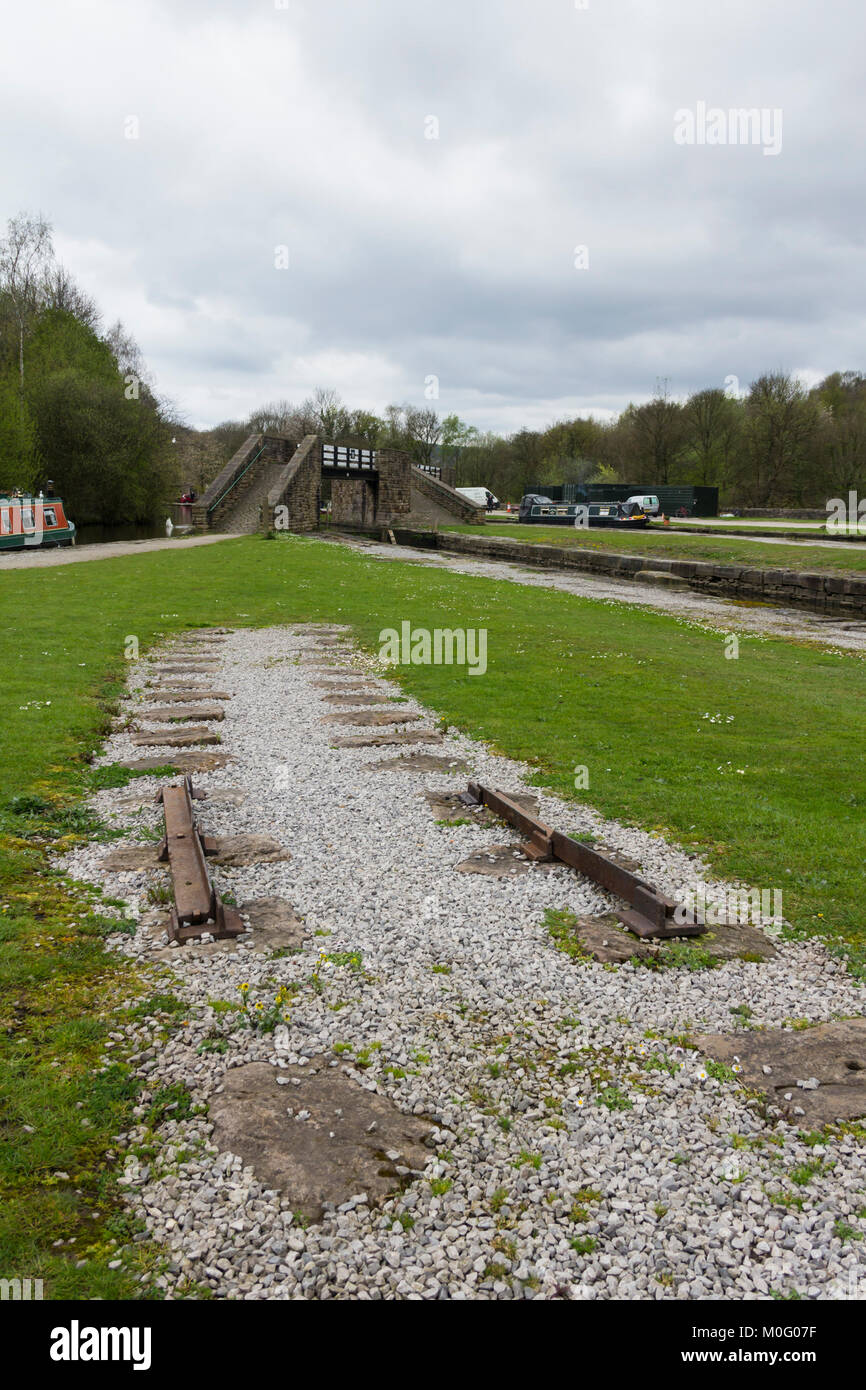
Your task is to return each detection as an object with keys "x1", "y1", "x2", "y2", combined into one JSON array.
[
  {"x1": 0, "y1": 492, "x2": 77, "y2": 551},
  {"x1": 518, "y1": 495, "x2": 649, "y2": 528}
]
